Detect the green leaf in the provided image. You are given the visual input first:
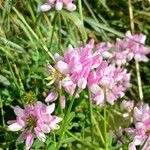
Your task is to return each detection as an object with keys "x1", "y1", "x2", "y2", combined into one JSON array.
[
  {"x1": 0, "y1": 75, "x2": 10, "y2": 86},
  {"x1": 84, "y1": 16, "x2": 124, "y2": 38},
  {"x1": 61, "y1": 11, "x2": 87, "y2": 42}
]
